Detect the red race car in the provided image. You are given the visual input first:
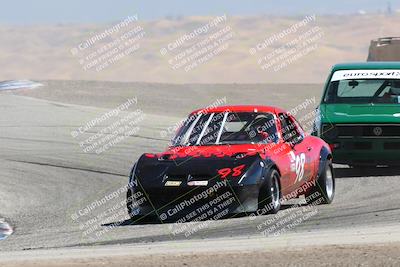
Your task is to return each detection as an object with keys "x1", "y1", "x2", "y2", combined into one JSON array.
[{"x1": 127, "y1": 106, "x2": 335, "y2": 222}]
